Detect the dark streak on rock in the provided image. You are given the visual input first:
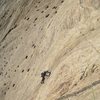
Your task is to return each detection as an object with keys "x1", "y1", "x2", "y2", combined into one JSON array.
[
  {"x1": 58, "y1": 79, "x2": 100, "y2": 100},
  {"x1": 0, "y1": 24, "x2": 17, "y2": 43}
]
